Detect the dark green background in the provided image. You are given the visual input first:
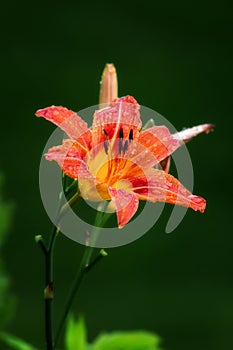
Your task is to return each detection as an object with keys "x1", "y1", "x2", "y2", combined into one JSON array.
[{"x1": 1, "y1": 0, "x2": 232, "y2": 349}]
